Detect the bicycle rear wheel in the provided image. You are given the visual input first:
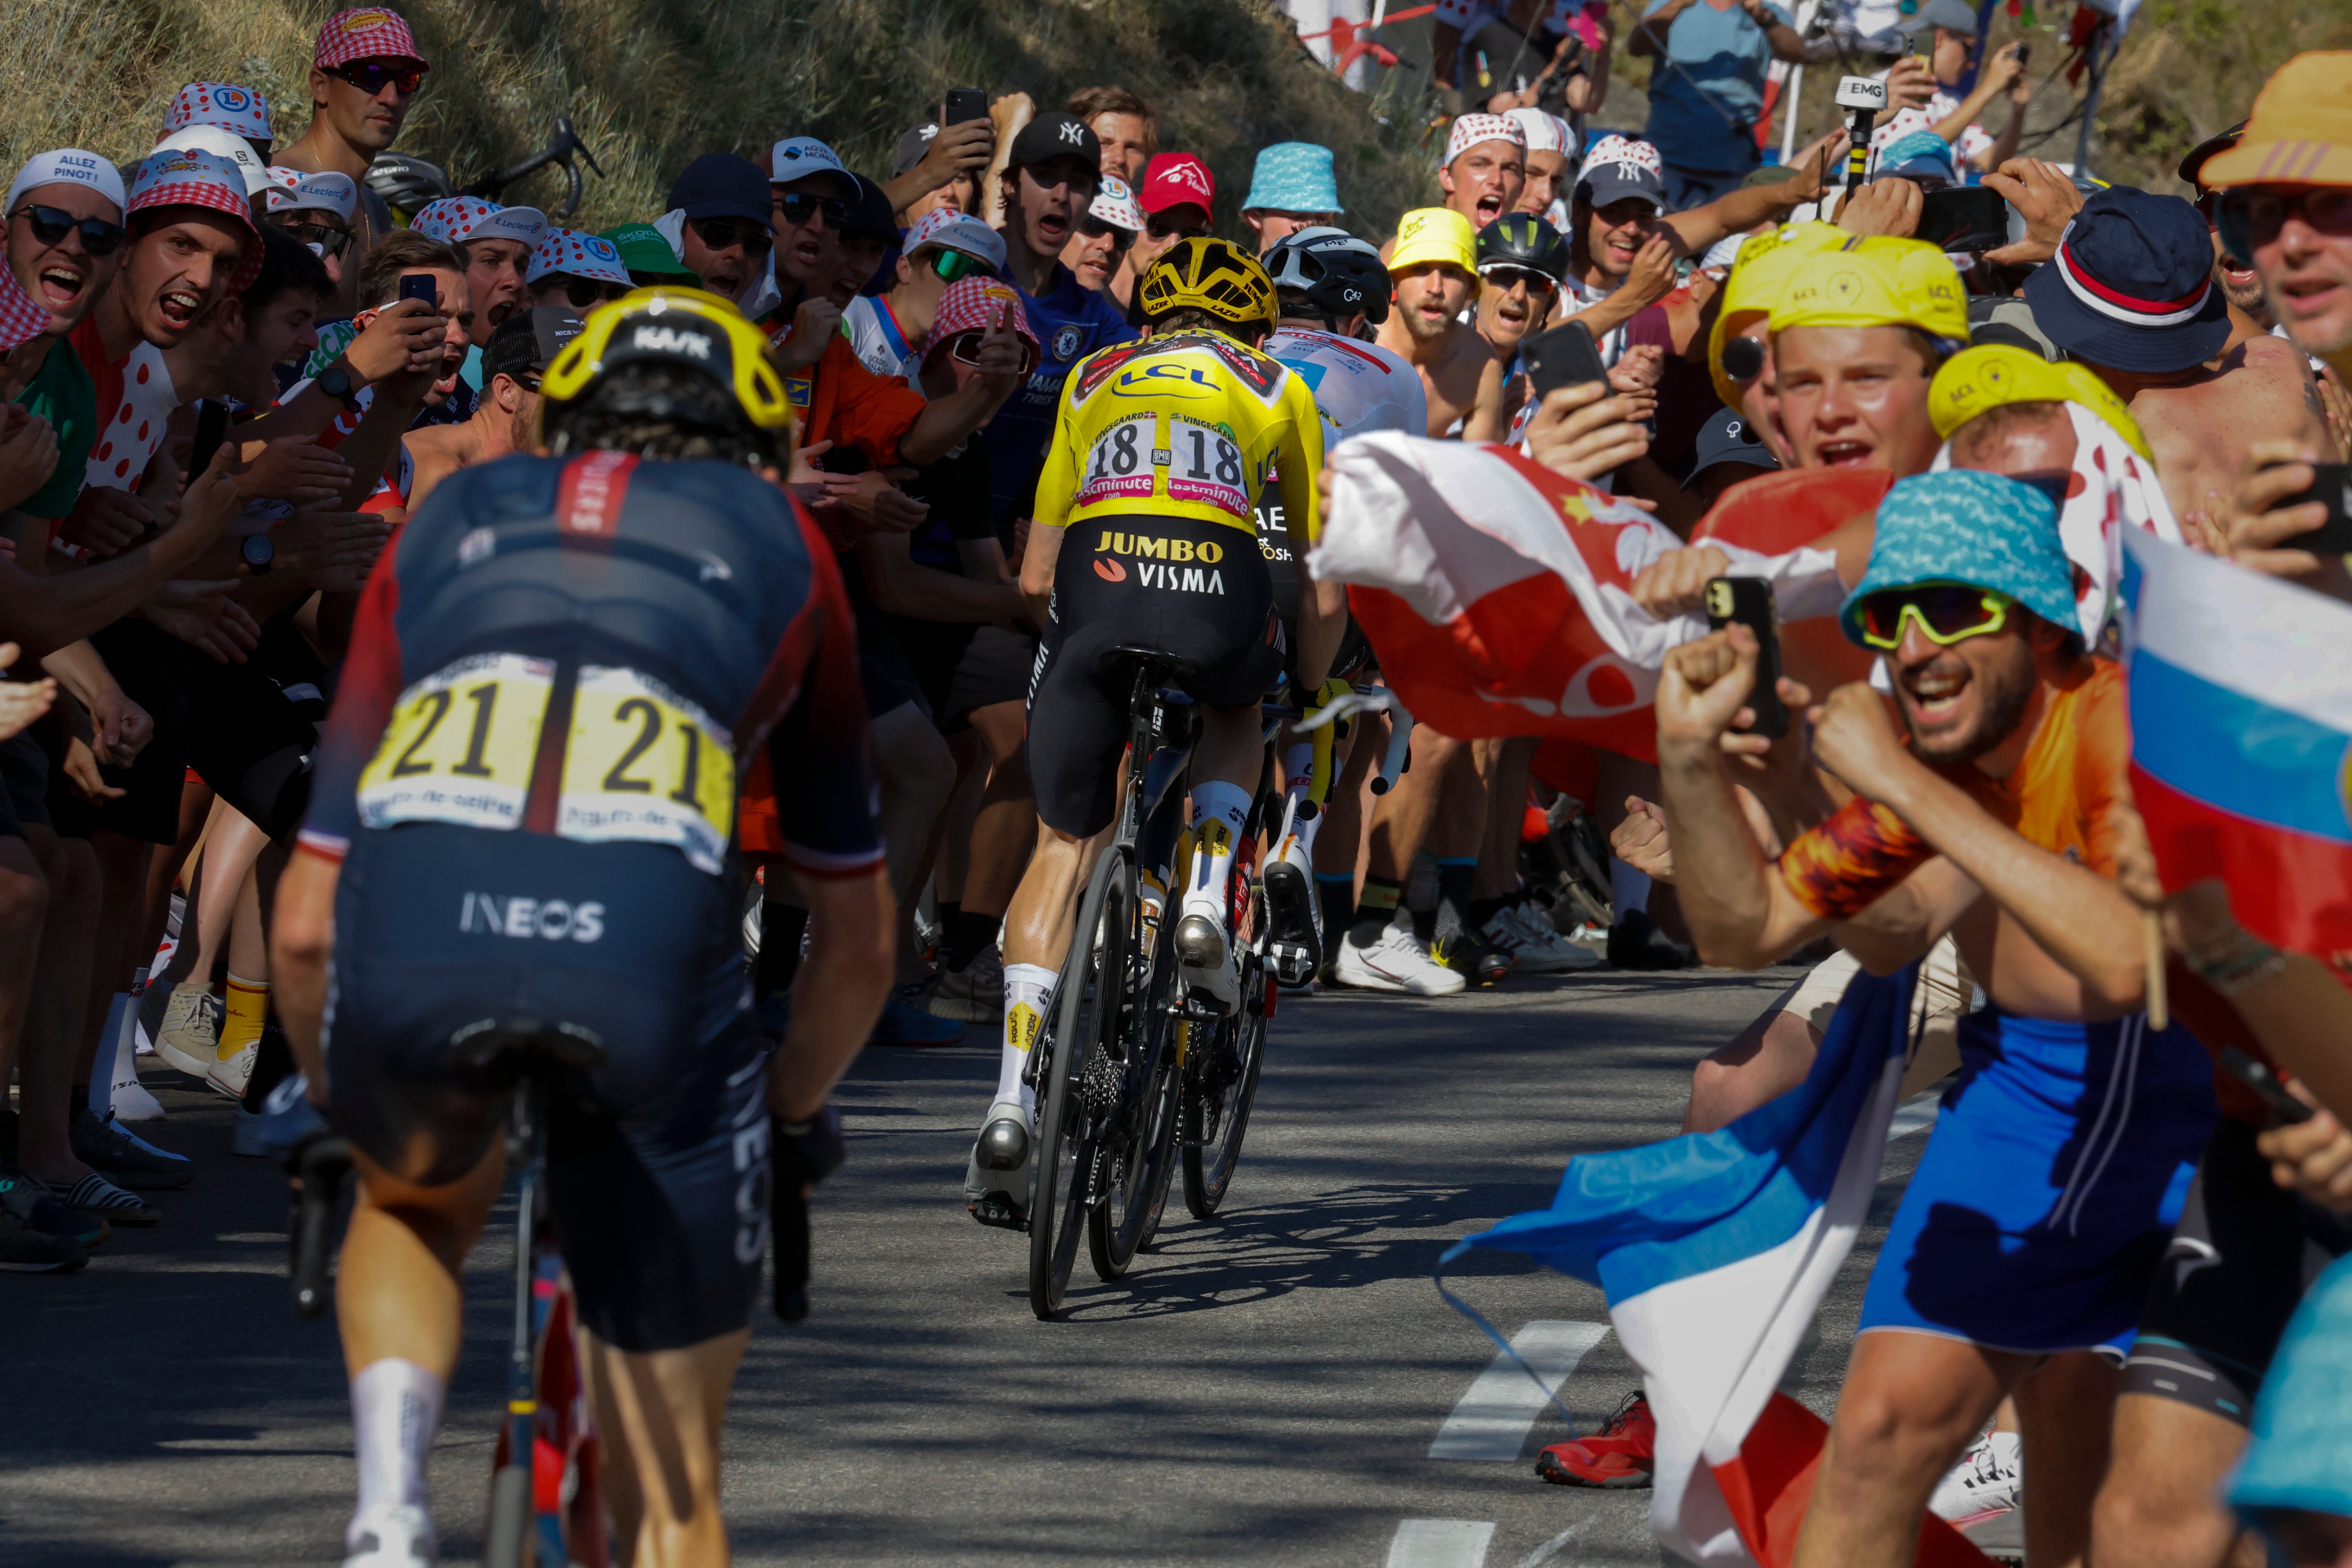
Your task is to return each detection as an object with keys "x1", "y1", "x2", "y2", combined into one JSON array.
[
  {"x1": 1028, "y1": 843, "x2": 1133, "y2": 1319},
  {"x1": 1088, "y1": 1024, "x2": 1181, "y2": 1279},
  {"x1": 1182, "y1": 956, "x2": 1269, "y2": 1220}
]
